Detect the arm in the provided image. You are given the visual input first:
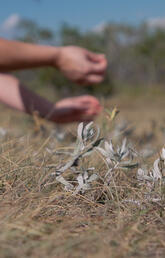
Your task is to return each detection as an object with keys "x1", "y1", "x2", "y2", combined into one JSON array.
[
  {"x1": 0, "y1": 38, "x2": 58, "y2": 71},
  {"x1": 0, "y1": 74, "x2": 102, "y2": 123},
  {"x1": 0, "y1": 39, "x2": 106, "y2": 123},
  {"x1": 0, "y1": 38, "x2": 107, "y2": 85}
]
